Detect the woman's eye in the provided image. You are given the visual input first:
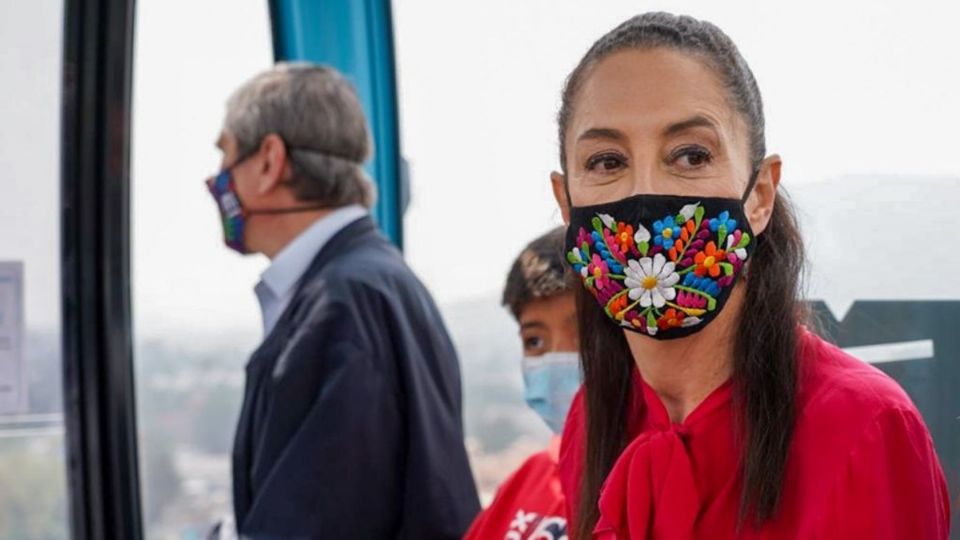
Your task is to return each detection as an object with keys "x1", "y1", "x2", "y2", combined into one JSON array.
[
  {"x1": 585, "y1": 152, "x2": 627, "y2": 173},
  {"x1": 670, "y1": 146, "x2": 712, "y2": 170}
]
